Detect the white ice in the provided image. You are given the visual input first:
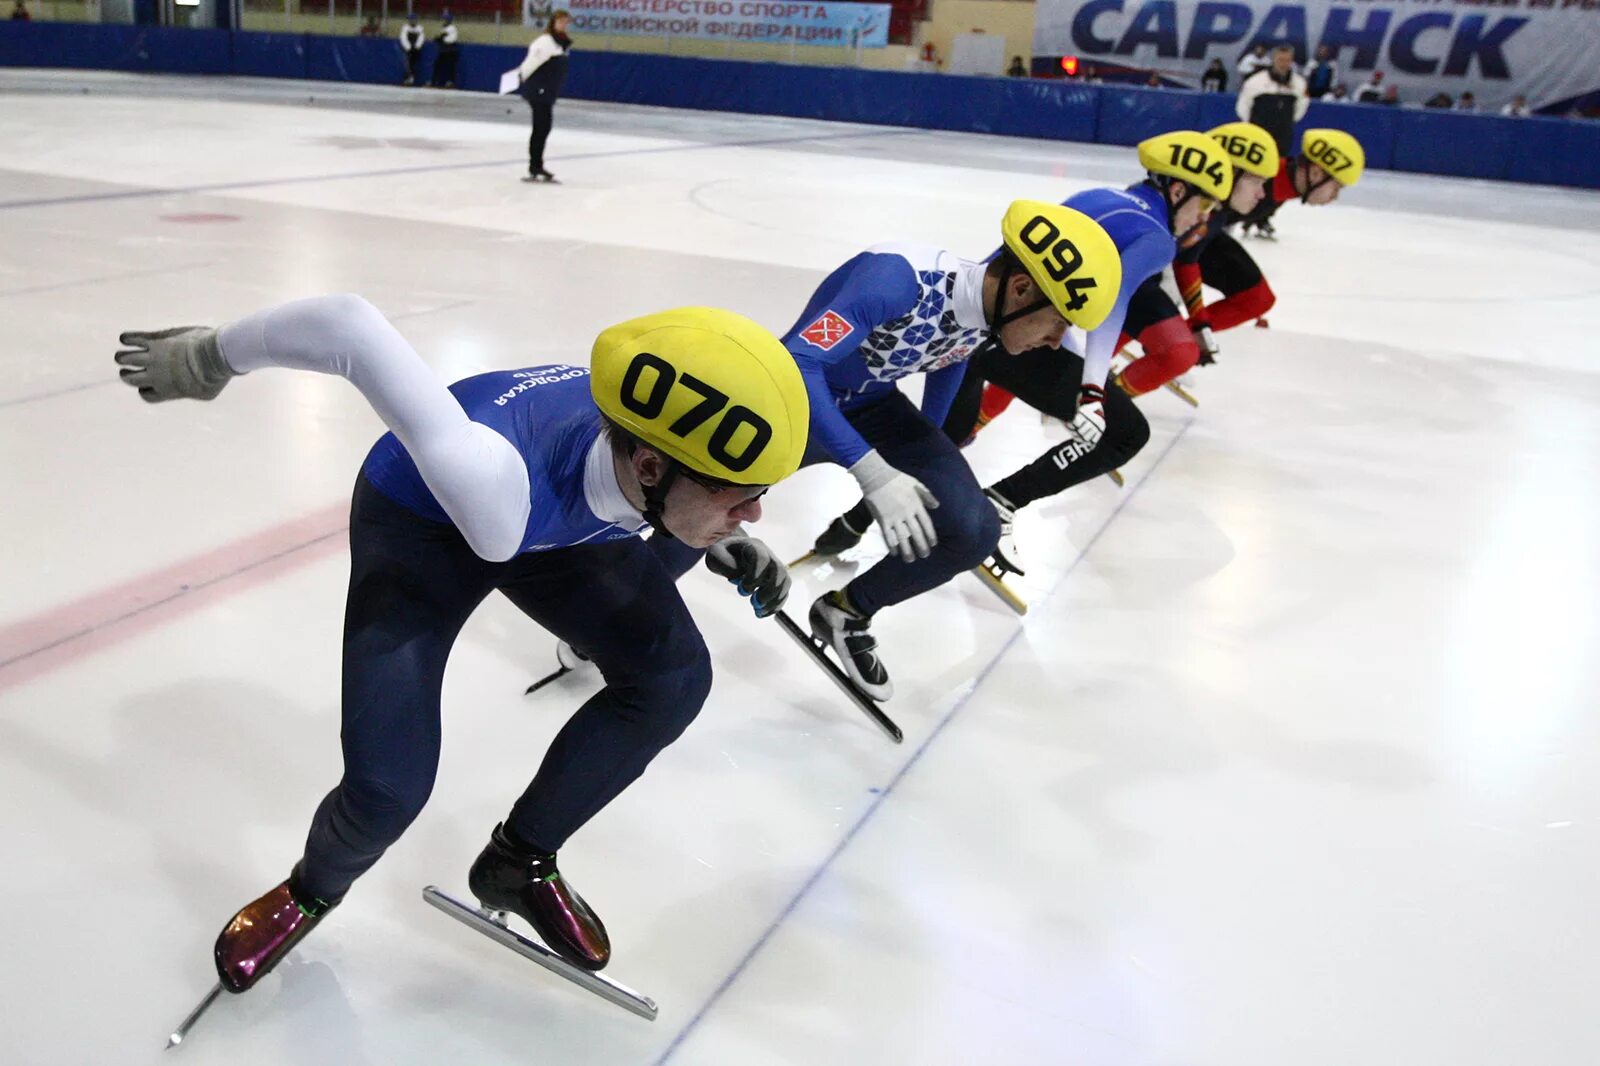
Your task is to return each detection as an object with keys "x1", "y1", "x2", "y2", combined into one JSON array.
[{"x1": 2, "y1": 70, "x2": 1599, "y2": 1066}]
